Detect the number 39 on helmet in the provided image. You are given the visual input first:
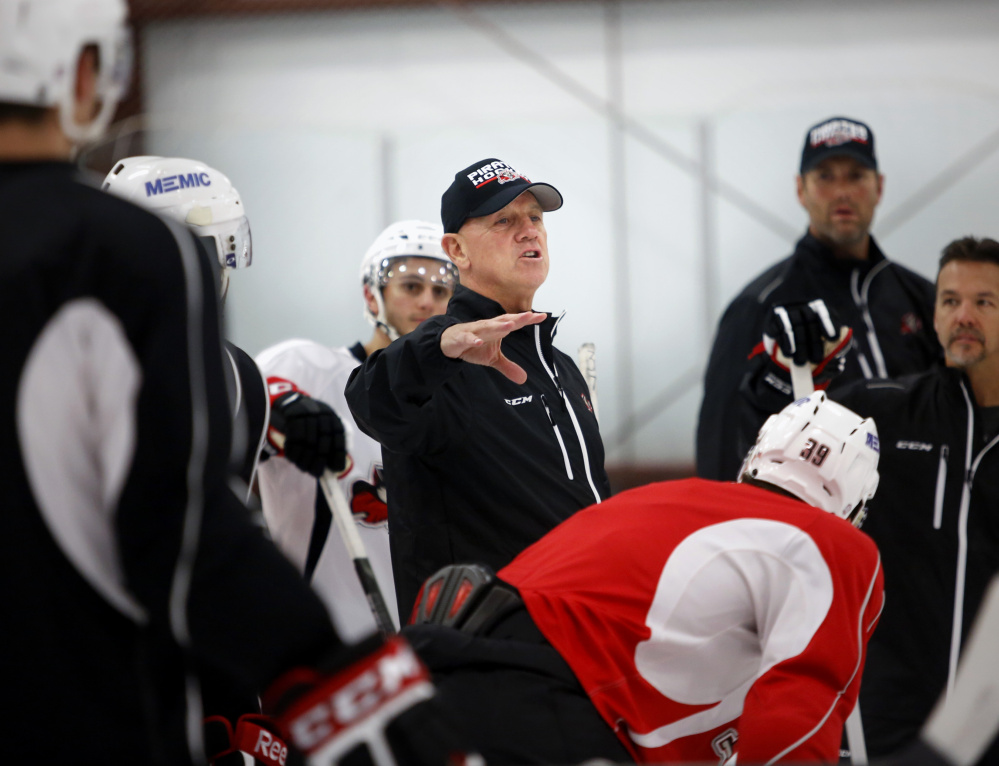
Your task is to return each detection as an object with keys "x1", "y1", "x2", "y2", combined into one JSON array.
[{"x1": 738, "y1": 391, "x2": 880, "y2": 527}]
